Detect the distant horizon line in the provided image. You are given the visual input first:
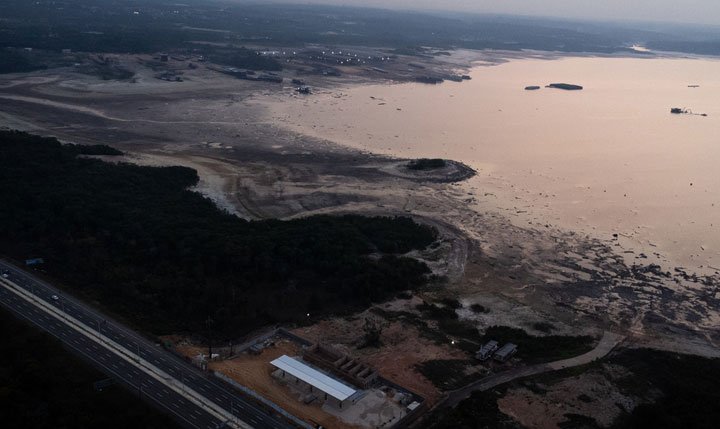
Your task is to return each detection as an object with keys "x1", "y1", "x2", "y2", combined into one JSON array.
[{"x1": 235, "y1": 0, "x2": 720, "y2": 29}]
